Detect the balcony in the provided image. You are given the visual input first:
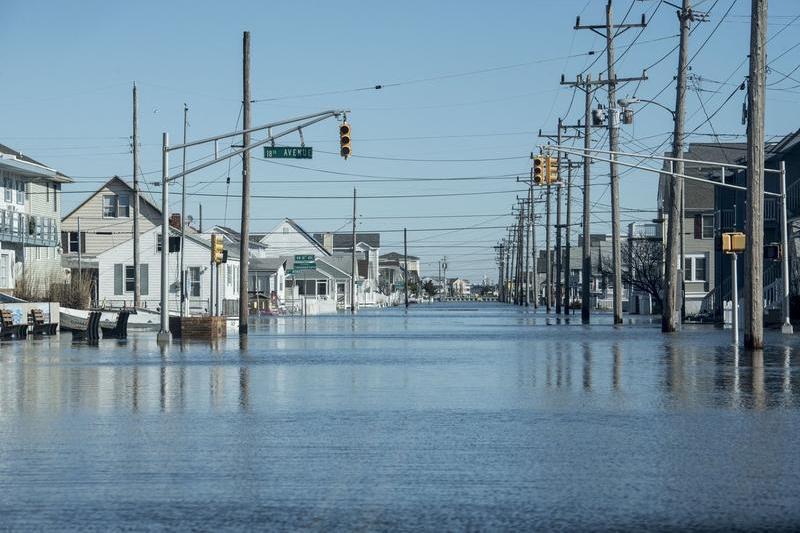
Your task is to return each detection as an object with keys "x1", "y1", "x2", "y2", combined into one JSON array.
[{"x1": 0, "y1": 208, "x2": 59, "y2": 247}]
